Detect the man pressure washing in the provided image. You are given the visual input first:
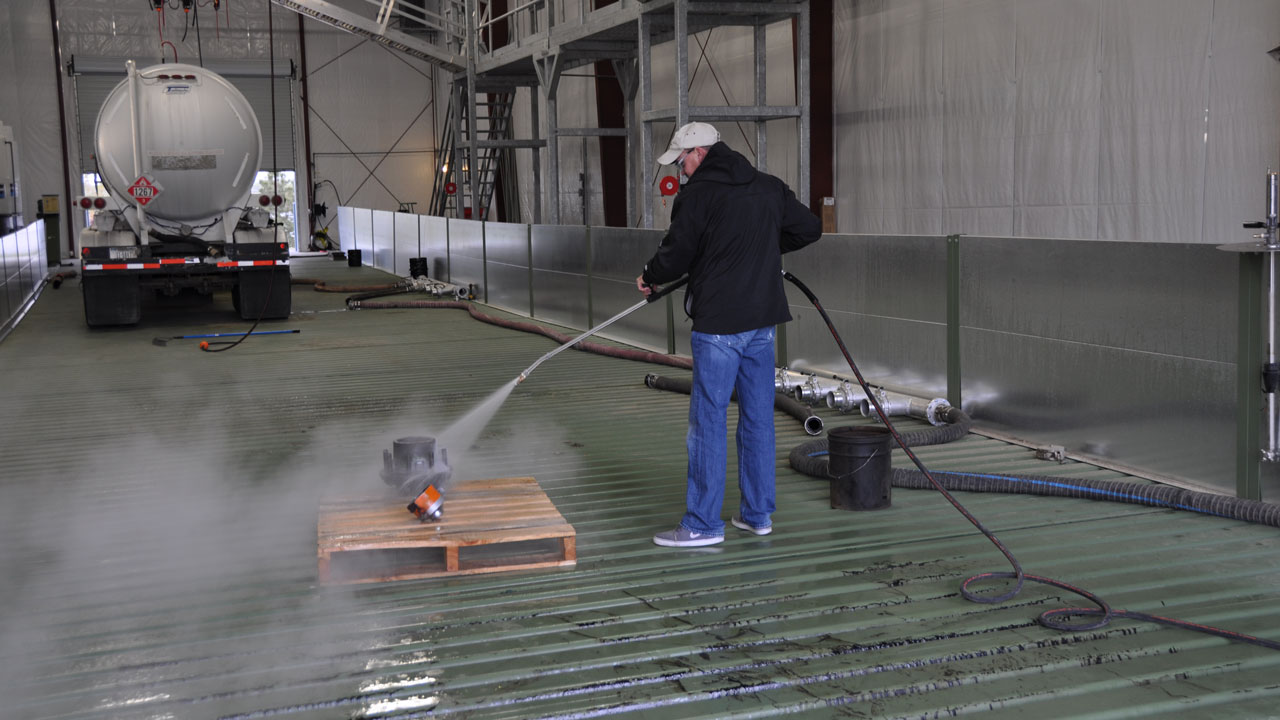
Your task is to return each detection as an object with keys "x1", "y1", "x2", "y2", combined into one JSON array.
[{"x1": 636, "y1": 122, "x2": 823, "y2": 547}]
